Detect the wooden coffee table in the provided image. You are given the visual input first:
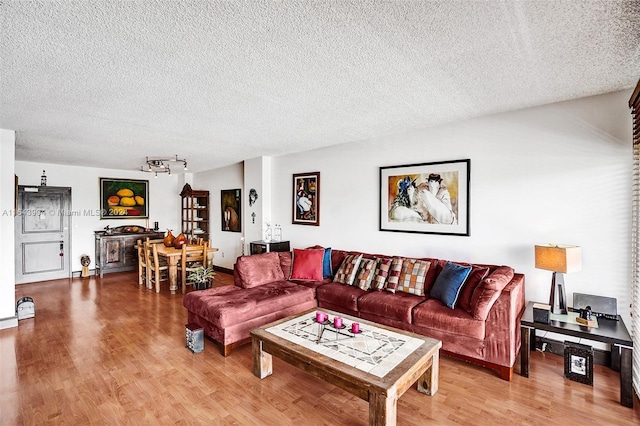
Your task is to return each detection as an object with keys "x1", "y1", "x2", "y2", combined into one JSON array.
[{"x1": 251, "y1": 308, "x2": 442, "y2": 426}]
